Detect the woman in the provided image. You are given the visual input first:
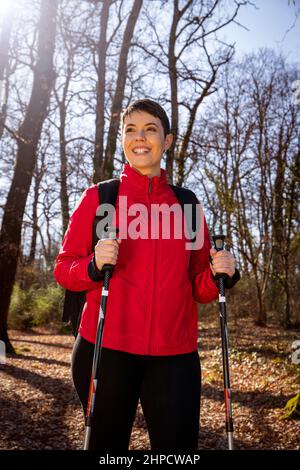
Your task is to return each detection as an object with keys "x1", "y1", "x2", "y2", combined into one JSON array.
[{"x1": 54, "y1": 99, "x2": 238, "y2": 451}]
